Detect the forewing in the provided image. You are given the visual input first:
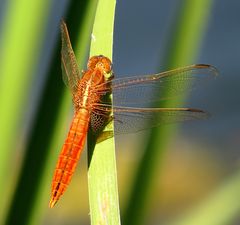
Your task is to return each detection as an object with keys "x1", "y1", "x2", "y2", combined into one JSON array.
[
  {"x1": 95, "y1": 64, "x2": 218, "y2": 106},
  {"x1": 61, "y1": 20, "x2": 81, "y2": 94}
]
